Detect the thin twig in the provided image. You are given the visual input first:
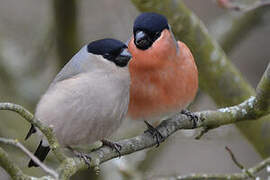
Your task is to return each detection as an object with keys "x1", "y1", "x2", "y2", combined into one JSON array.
[
  {"x1": 225, "y1": 146, "x2": 244, "y2": 169},
  {"x1": 225, "y1": 146, "x2": 255, "y2": 178},
  {"x1": 0, "y1": 137, "x2": 58, "y2": 178}
]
